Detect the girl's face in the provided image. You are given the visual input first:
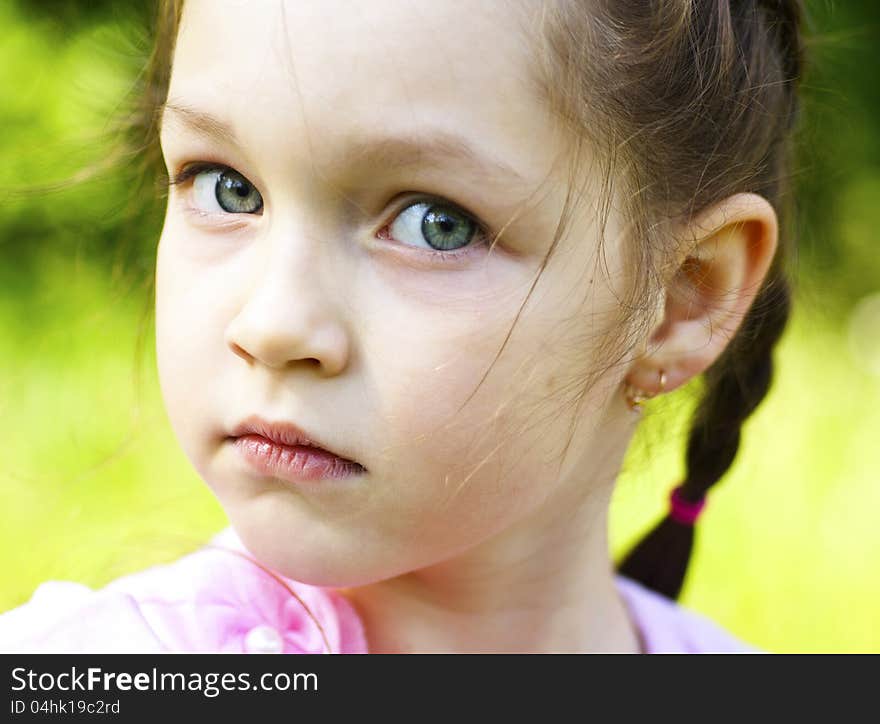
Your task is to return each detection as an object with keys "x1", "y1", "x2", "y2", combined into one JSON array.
[{"x1": 156, "y1": 0, "x2": 635, "y2": 586}]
